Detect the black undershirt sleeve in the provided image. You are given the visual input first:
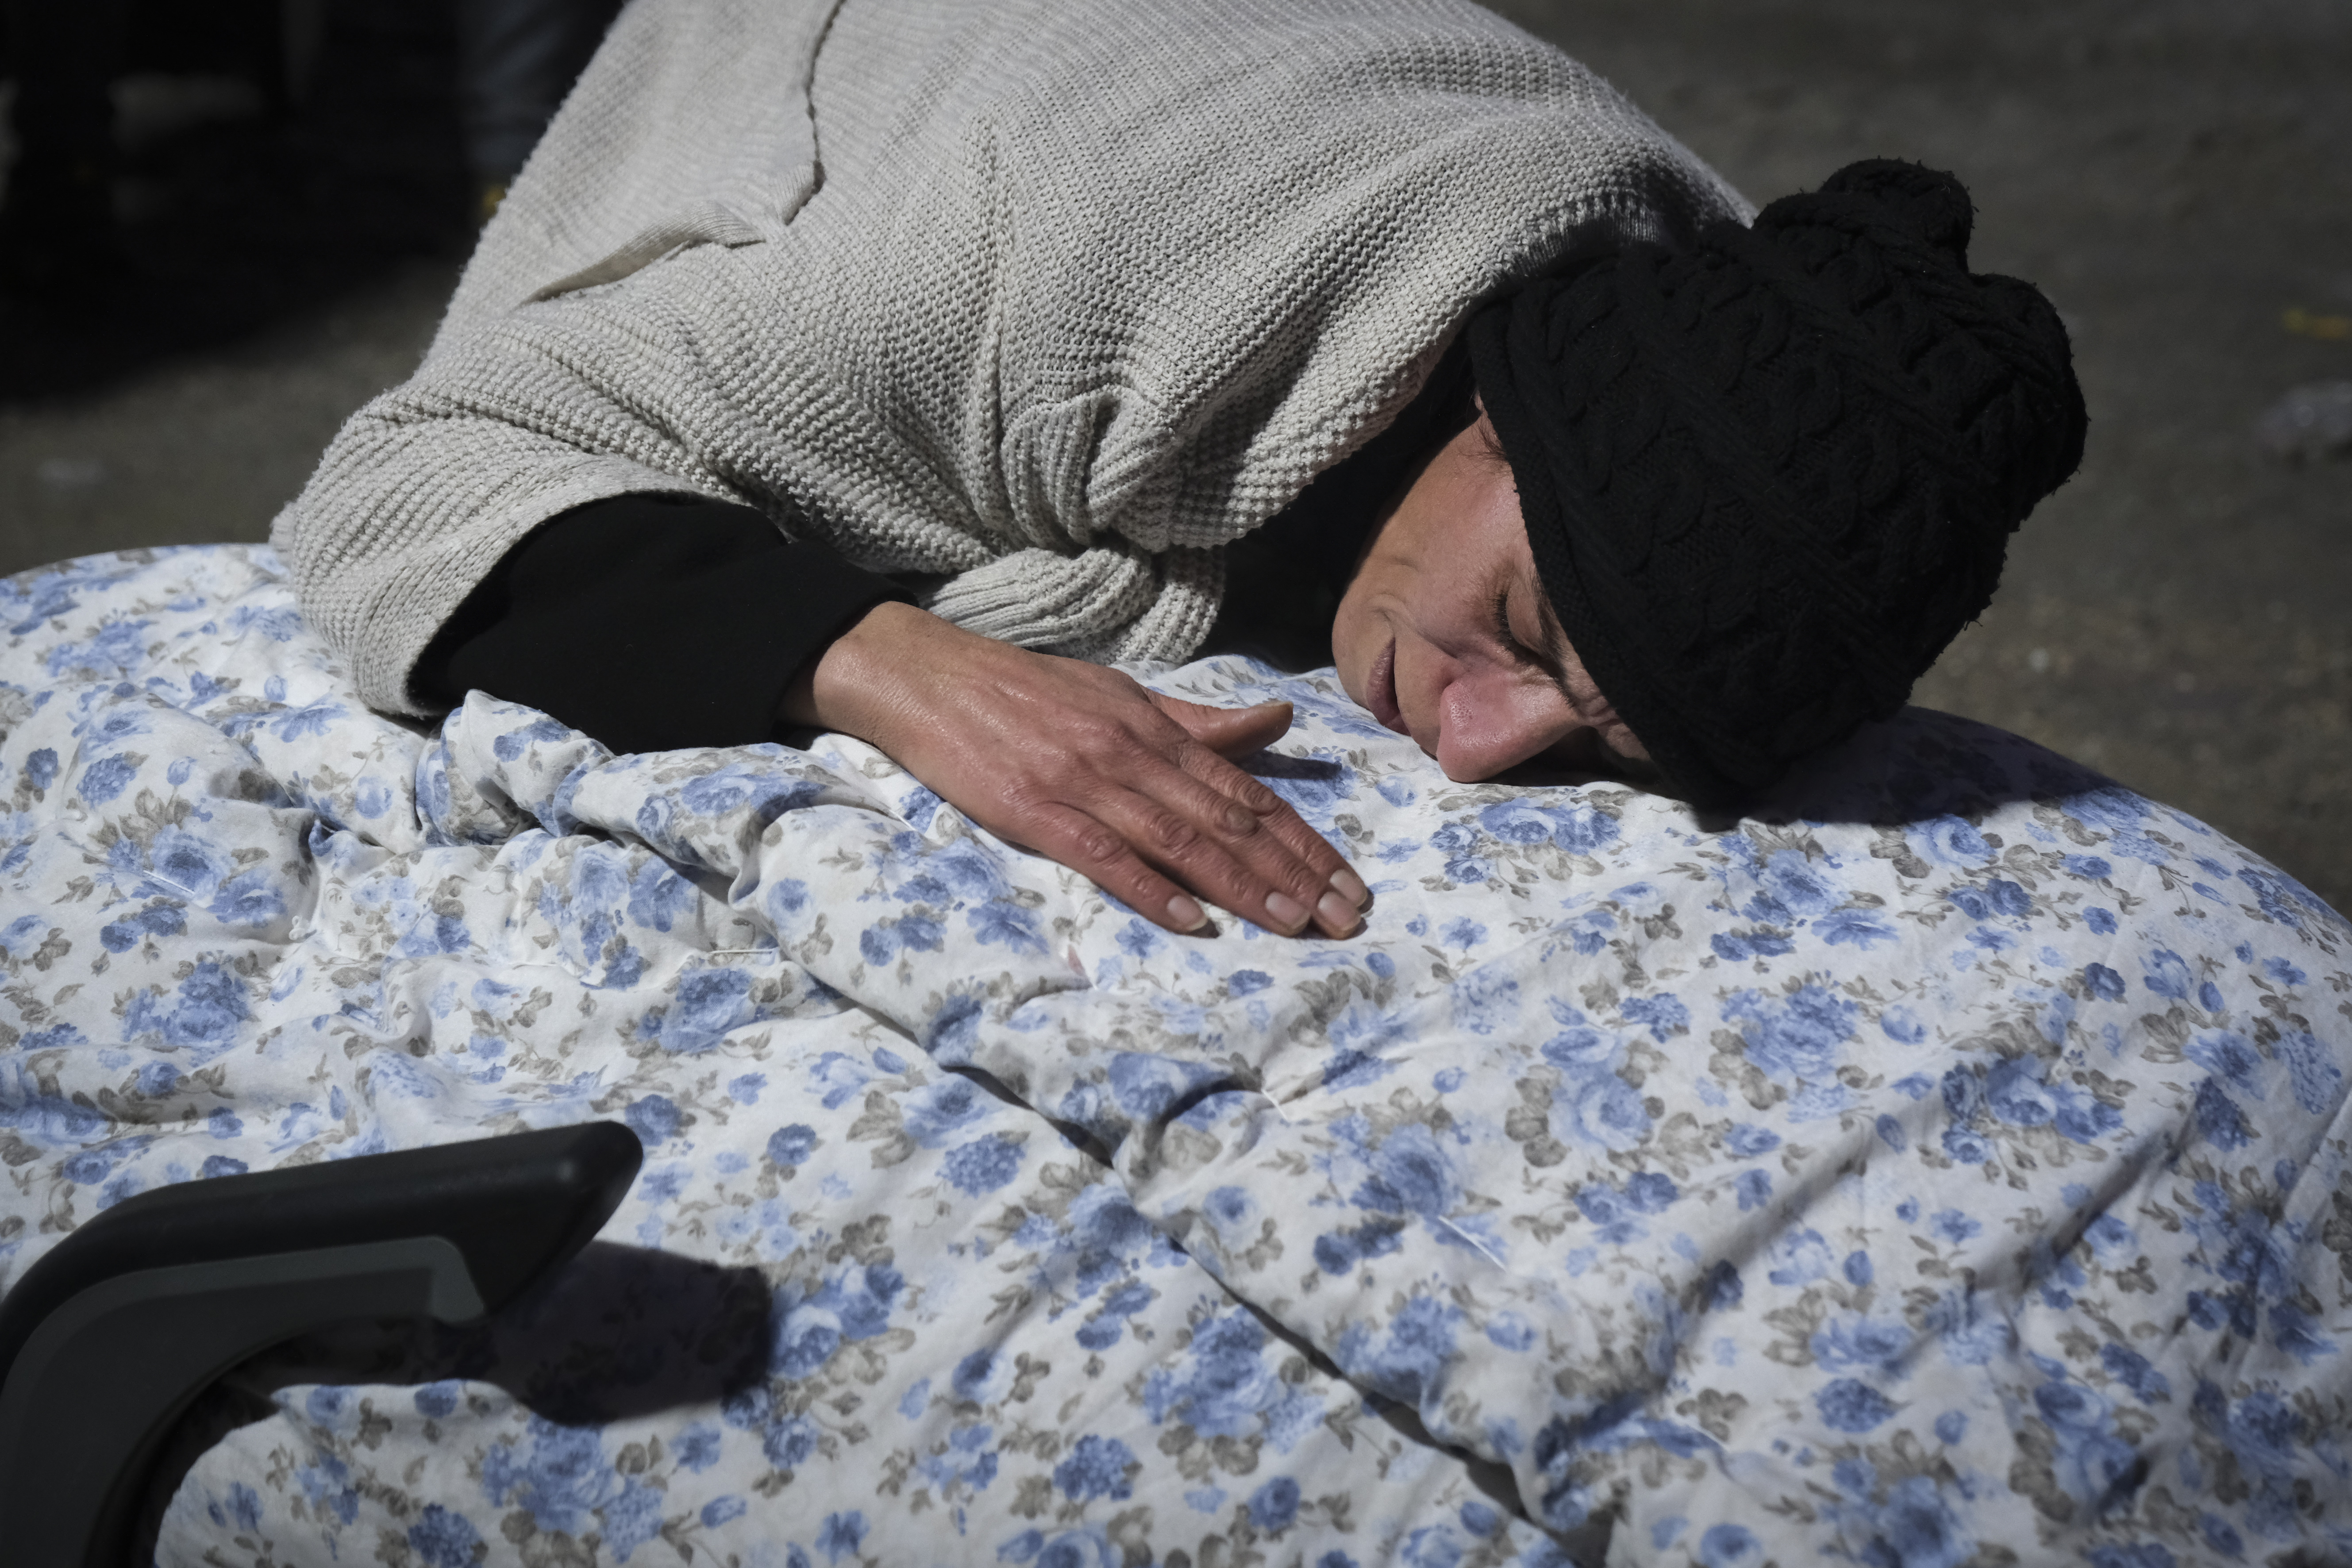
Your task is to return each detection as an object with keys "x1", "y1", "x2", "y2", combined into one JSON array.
[{"x1": 413, "y1": 494, "x2": 914, "y2": 755}]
